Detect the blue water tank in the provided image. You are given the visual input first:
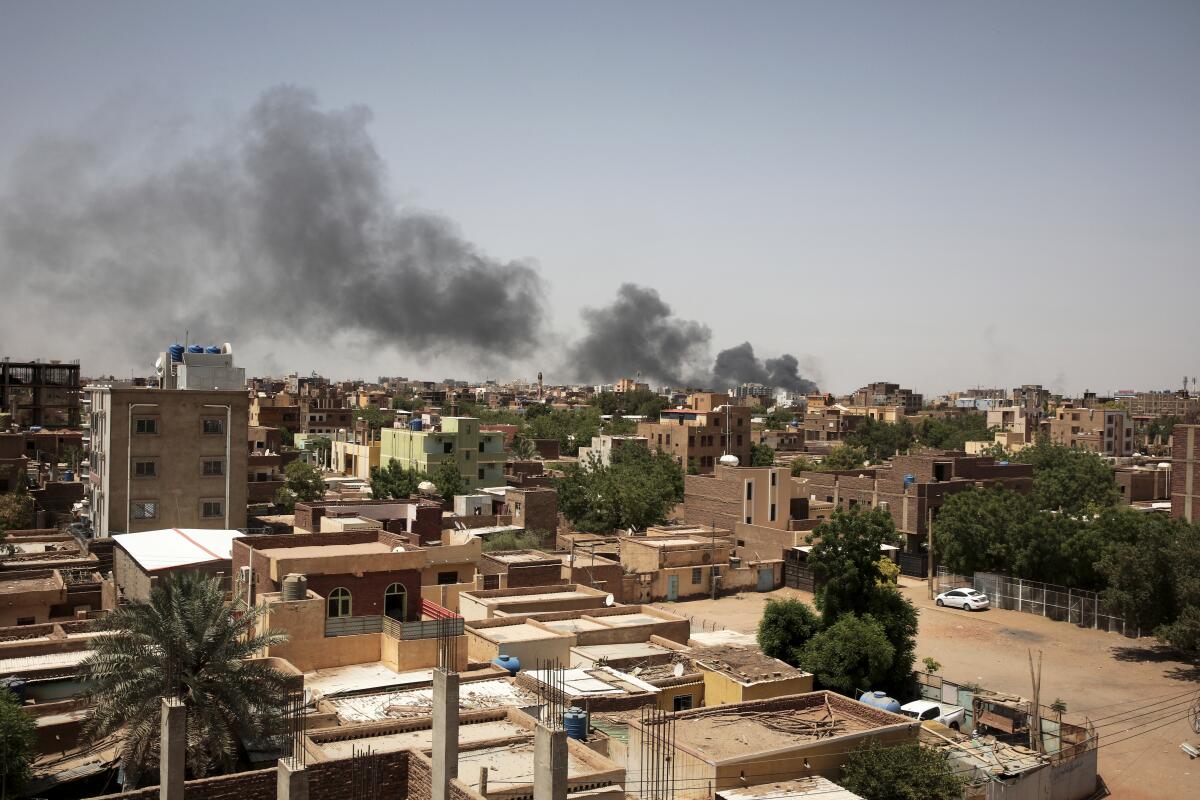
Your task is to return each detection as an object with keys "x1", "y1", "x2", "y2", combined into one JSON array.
[
  {"x1": 168, "y1": 344, "x2": 185, "y2": 362},
  {"x1": 859, "y1": 691, "x2": 902, "y2": 713},
  {"x1": 563, "y1": 707, "x2": 588, "y2": 740},
  {"x1": 205, "y1": 345, "x2": 222, "y2": 354},
  {"x1": 62, "y1": 469, "x2": 73, "y2": 482},
  {"x1": 410, "y1": 419, "x2": 423, "y2": 432},
  {"x1": 999, "y1": 461, "x2": 1010, "y2": 466},
  {"x1": 187, "y1": 344, "x2": 204, "y2": 354},
  {"x1": 903, "y1": 474, "x2": 915, "y2": 488},
  {"x1": 491, "y1": 655, "x2": 520, "y2": 675}
]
